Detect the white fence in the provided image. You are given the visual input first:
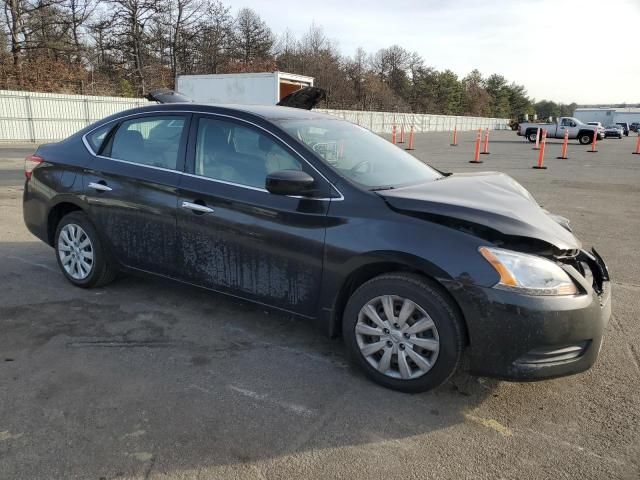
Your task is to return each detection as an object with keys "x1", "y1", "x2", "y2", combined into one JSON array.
[
  {"x1": 318, "y1": 109, "x2": 511, "y2": 134},
  {"x1": 0, "y1": 89, "x2": 510, "y2": 142},
  {"x1": 0, "y1": 90, "x2": 150, "y2": 142}
]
